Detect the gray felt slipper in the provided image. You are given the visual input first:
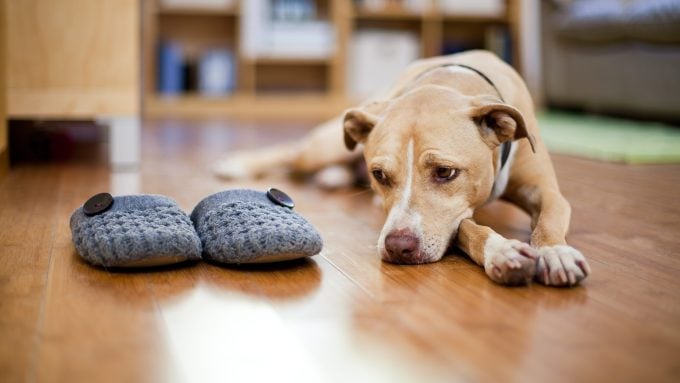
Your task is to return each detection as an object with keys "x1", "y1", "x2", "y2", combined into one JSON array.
[
  {"x1": 70, "y1": 193, "x2": 202, "y2": 268},
  {"x1": 190, "y1": 188, "x2": 323, "y2": 264}
]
